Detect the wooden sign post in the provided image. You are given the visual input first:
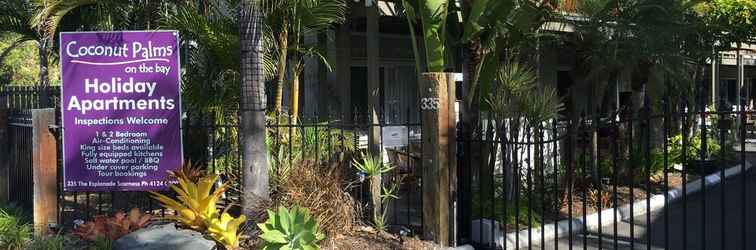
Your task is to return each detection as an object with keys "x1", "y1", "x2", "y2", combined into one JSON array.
[
  {"x1": 32, "y1": 109, "x2": 57, "y2": 235},
  {"x1": 420, "y1": 72, "x2": 456, "y2": 246}
]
